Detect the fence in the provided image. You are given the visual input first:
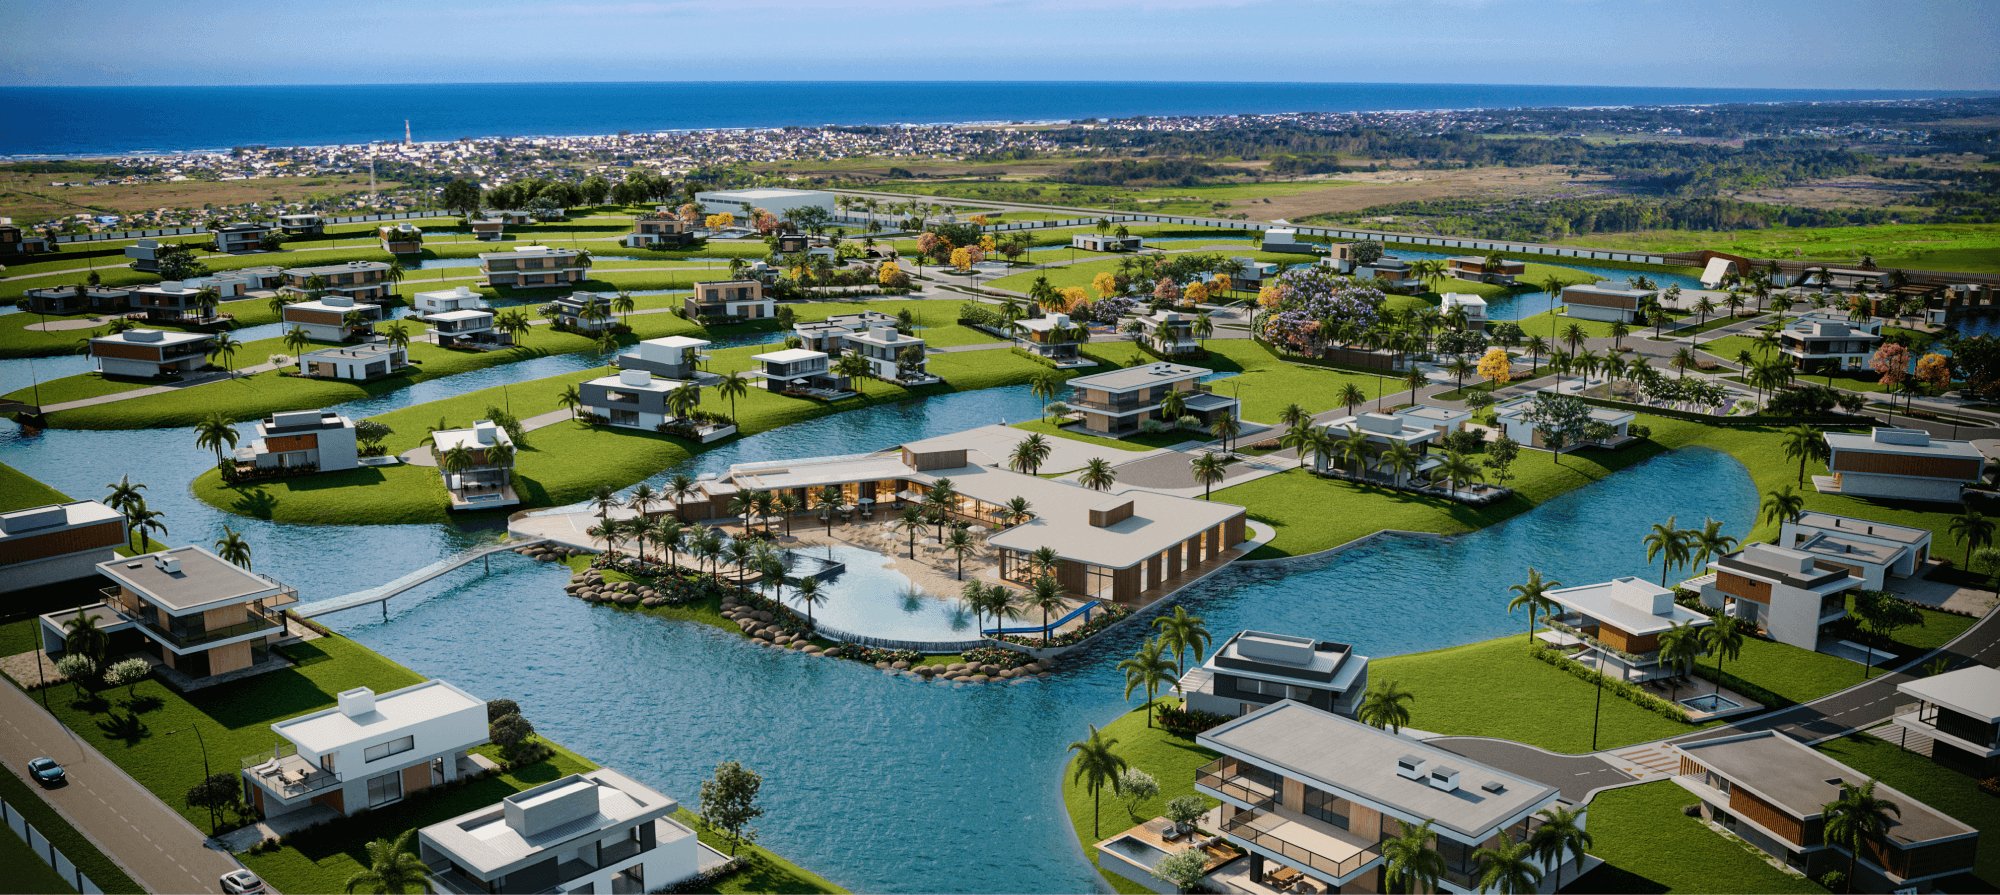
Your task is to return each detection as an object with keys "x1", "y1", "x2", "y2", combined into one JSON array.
[
  {"x1": 1, "y1": 795, "x2": 105, "y2": 894},
  {"x1": 811, "y1": 624, "x2": 989, "y2": 654},
  {"x1": 50, "y1": 210, "x2": 447, "y2": 245}
]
